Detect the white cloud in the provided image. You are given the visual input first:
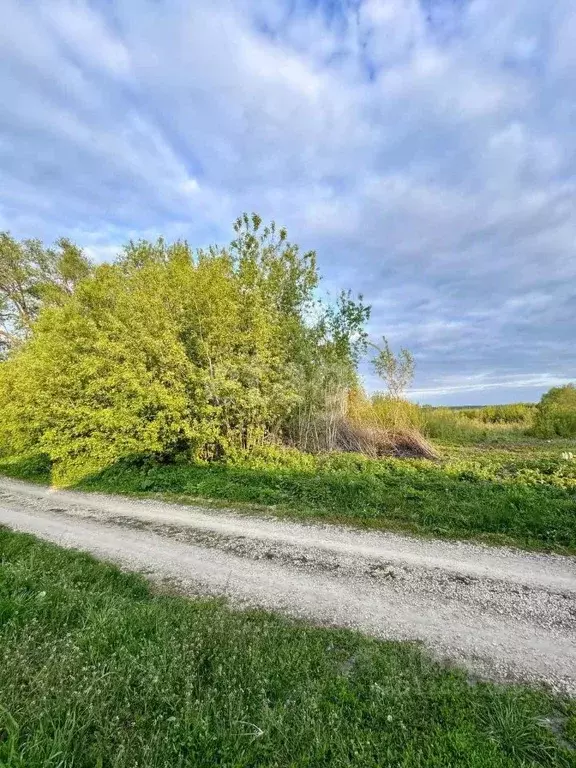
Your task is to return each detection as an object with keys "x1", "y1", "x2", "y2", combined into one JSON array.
[
  {"x1": 41, "y1": 1, "x2": 132, "y2": 78},
  {"x1": 409, "y1": 373, "x2": 574, "y2": 401},
  {"x1": 0, "y1": 0, "x2": 574, "y2": 404}
]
